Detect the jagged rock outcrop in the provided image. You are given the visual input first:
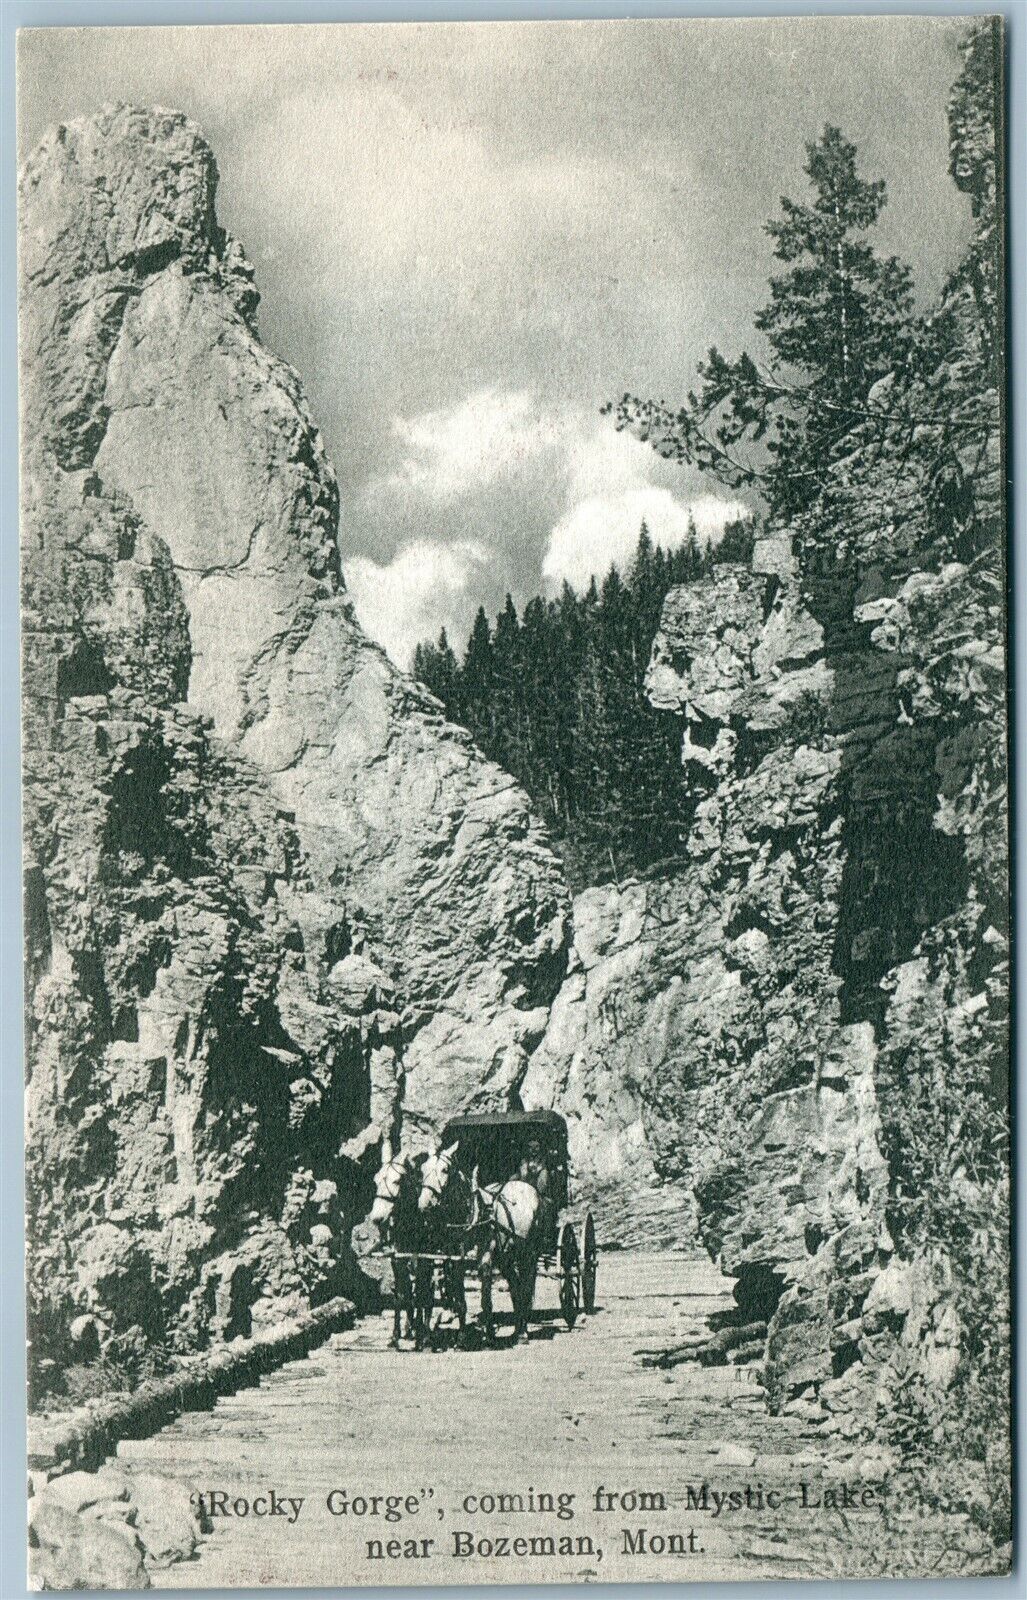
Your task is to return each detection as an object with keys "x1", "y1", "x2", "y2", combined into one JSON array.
[
  {"x1": 526, "y1": 533, "x2": 897, "y2": 1289},
  {"x1": 20, "y1": 104, "x2": 569, "y2": 1393},
  {"x1": 603, "y1": 481, "x2": 1002, "y2": 1438},
  {"x1": 22, "y1": 104, "x2": 569, "y2": 1129},
  {"x1": 534, "y1": 354, "x2": 1002, "y2": 1433},
  {"x1": 521, "y1": 880, "x2": 697, "y2": 1246},
  {"x1": 638, "y1": 534, "x2": 896, "y2": 1409},
  {"x1": 21, "y1": 463, "x2": 382, "y2": 1385}
]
